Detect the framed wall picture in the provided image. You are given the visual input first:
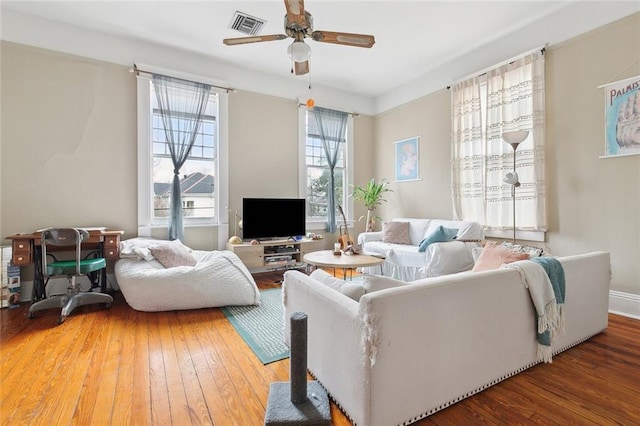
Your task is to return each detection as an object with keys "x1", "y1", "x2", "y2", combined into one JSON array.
[
  {"x1": 394, "y1": 136, "x2": 420, "y2": 182},
  {"x1": 602, "y1": 74, "x2": 640, "y2": 158}
]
